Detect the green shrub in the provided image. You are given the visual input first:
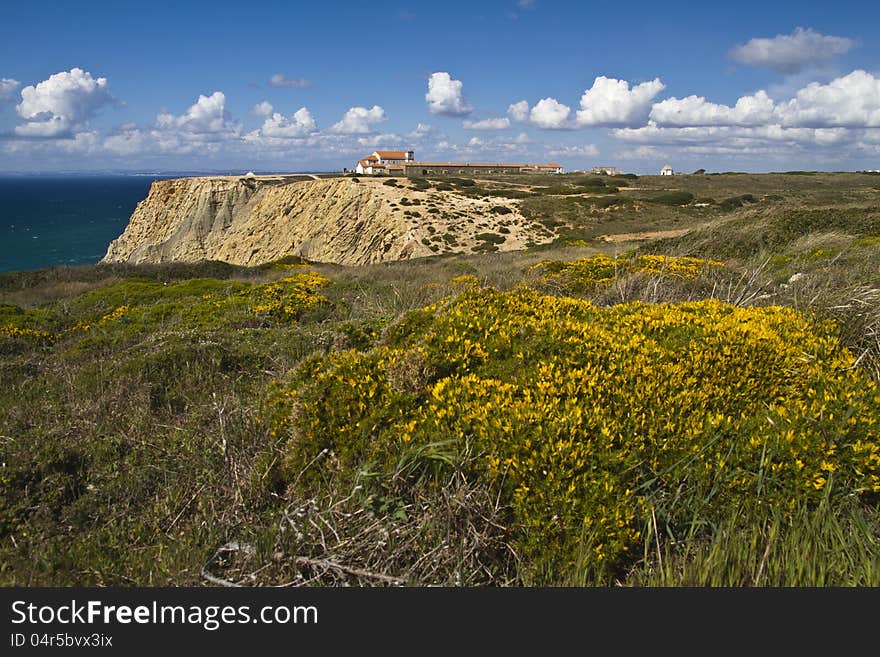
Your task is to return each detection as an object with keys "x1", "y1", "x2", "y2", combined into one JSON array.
[
  {"x1": 719, "y1": 194, "x2": 757, "y2": 211},
  {"x1": 475, "y1": 232, "x2": 507, "y2": 245},
  {"x1": 649, "y1": 191, "x2": 694, "y2": 206}
]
